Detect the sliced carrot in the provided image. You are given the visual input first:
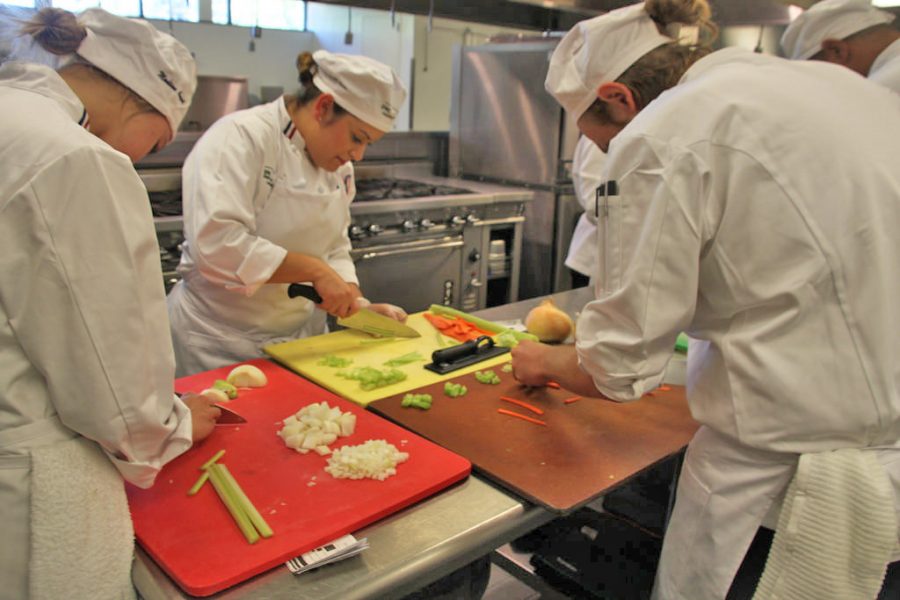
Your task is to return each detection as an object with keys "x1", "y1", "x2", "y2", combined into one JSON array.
[
  {"x1": 563, "y1": 396, "x2": 582, "y2": 404},
  {"x1": 497, "y1": 408, "x2": 547, "y2": 426},
  {"x1": 500, "y1": 396, "x2": 544, "y2": 415},
  {"x1": 546, "y1": 381, "x2": 561, "y2": 389}
]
